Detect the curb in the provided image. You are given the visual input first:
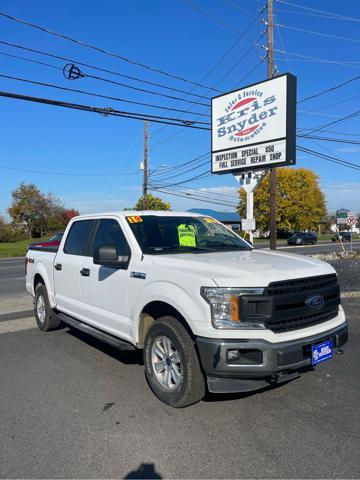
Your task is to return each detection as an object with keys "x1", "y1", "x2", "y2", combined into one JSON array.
[{"x1": 341, "y1": 291, "x2": 360, "y2": 299}]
